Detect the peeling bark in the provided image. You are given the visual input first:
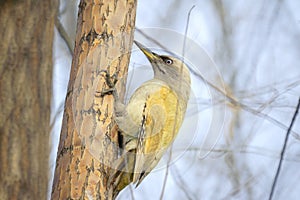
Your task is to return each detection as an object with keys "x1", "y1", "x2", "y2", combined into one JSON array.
[{"x1": 51, "y1": 0, "x2": 137, "y2": 199}]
